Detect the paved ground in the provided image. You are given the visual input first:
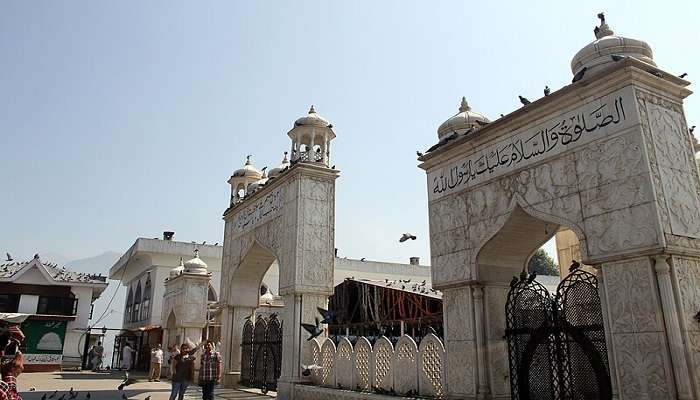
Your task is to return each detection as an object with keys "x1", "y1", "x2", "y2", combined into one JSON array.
[{"x1": 16, "y1": 372, "x2": 275, "y2": 400}]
